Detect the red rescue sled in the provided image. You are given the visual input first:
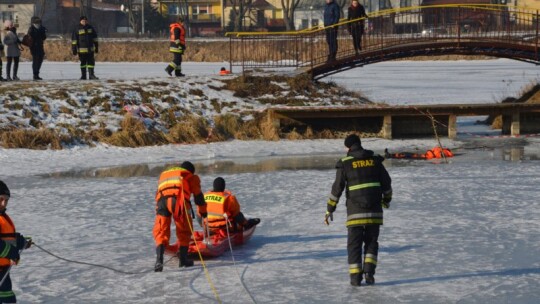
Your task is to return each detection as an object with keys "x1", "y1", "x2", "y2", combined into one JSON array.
[{"x1": 164, "y1": 226, "x2": 257, "y2": 258}]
